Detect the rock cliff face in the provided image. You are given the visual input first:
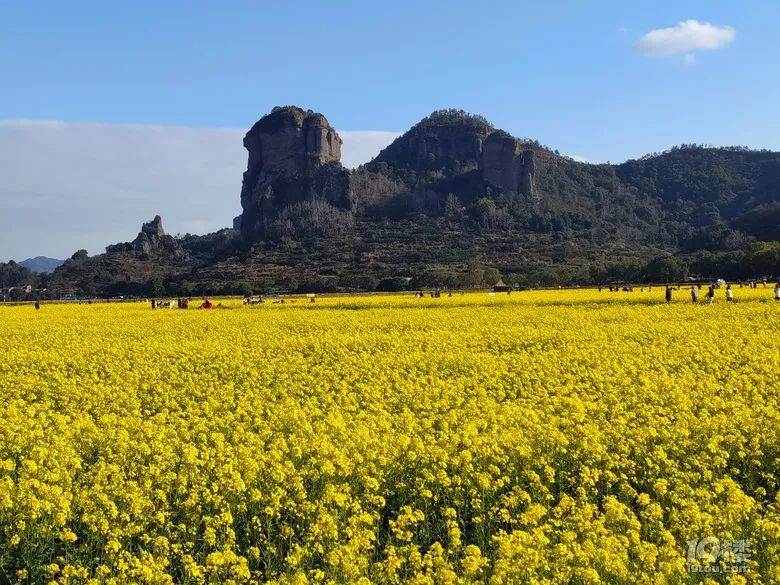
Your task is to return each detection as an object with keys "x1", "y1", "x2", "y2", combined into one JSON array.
[
  {"x1": 238, "y1": 107, "x2": 545, "y2": 242},
  {"x1": 132, "y1": 216, "x2": 182, "y2": 256},
  {"x1": 133, "y1": 215, "x2": 165, "y2": 253},
  {"x1": 367, "y1": 110, "x2": 540, "y2": 200},
  {"x1": 239, "y1": 106, "x2": 349, "y2": 238},
  {"x1": 481, "y1": 131, "x2": 536, "y2": 197}
]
